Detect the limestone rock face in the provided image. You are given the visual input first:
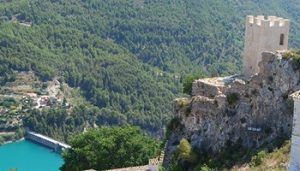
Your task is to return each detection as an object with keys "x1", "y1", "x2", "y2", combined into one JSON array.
[{"x1": 163, "y1": 52, "x2": 299, "y2": 168}]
